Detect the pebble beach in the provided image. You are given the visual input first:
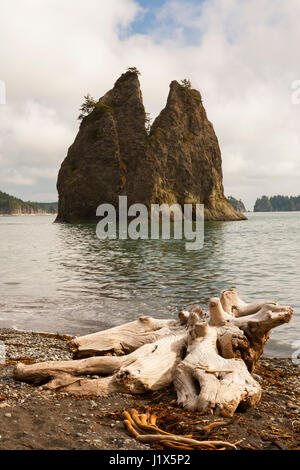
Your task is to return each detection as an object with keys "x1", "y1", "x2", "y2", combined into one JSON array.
[{"x1": 0, "y1": 329, "x2": 299, "y2": 451}]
